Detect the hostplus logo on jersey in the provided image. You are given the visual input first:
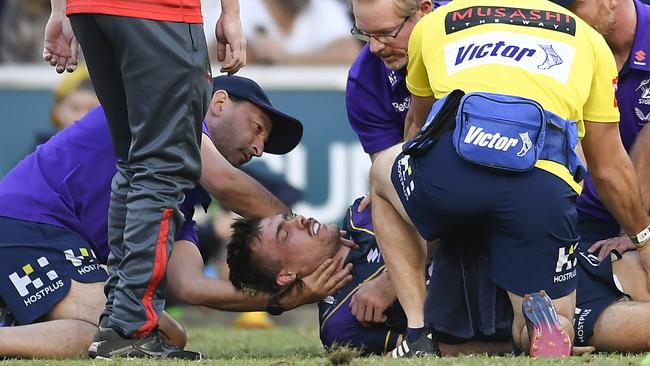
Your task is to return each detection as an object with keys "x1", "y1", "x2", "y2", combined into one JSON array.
[
  {"x1": 9, "y1": 257, "x2": 64, "y2": 307},
  {"x1": 445, "y1": 32, "x2": 576, "y2": 84},
  {"x1": 554, "y1": 242, "x2": 578, "y2": 283},
  {"x1": 64, "y1": 247, "x2": 101, "y2": 275}
]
